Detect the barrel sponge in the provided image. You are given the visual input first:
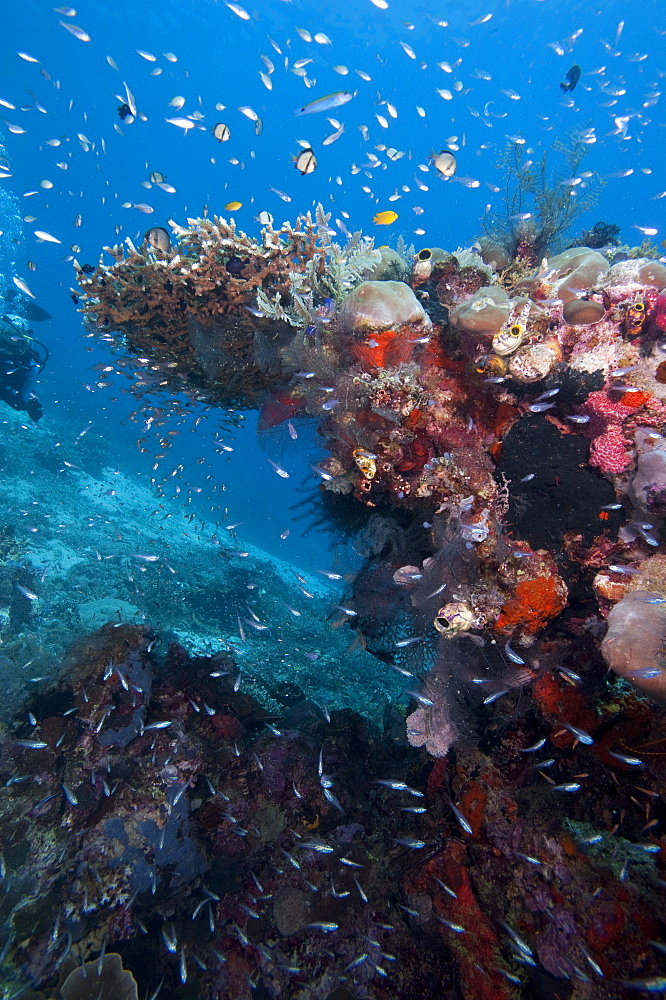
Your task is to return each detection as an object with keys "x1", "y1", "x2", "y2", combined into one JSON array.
[
  {"x1": 338, "y1": 280, "x2": 431, "y2": 335},
  {"x1": 545, "y1": 247, "x2": 610, "y2": 303},
  {"x1": 450, "y1": 285, "x2": 511, "y2": 337},
  {"x1": 562, "y1": 298, "x2": 606, "y2": 325},
  {"x1": 602, "y1": 258, "x2": 666, "y2": 292},
  {"x1": 60, "y1": 953, "x2": 138, "y2": 1000},
  {"x1": 601, "y1": 590, "x2": 666, "y2": 706},
  {"x1": 630, "y1": 429, "x2": 666, "y2": 516}
]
